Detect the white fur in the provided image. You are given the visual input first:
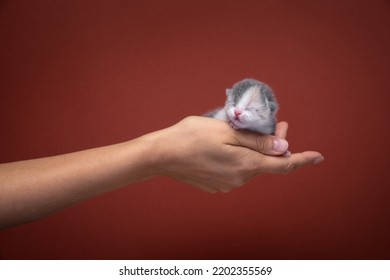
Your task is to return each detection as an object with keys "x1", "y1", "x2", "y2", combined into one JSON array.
[{"x1": 236, "y1": 86, "x2": 260, "y2": 109}]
